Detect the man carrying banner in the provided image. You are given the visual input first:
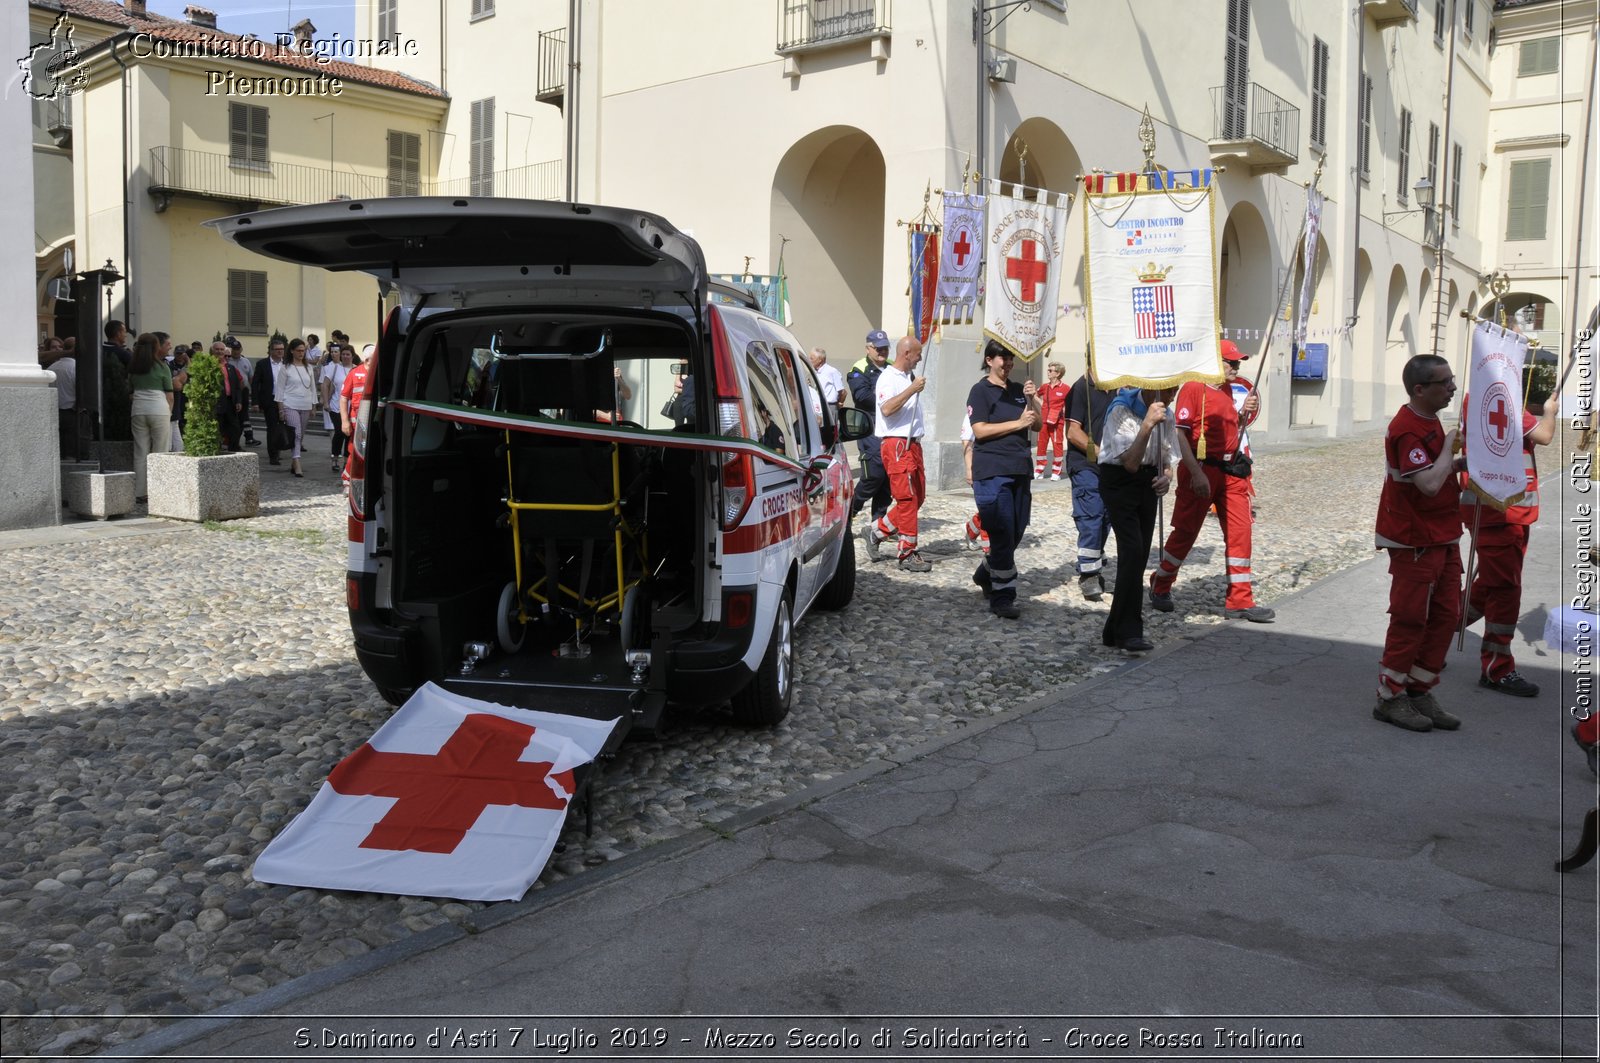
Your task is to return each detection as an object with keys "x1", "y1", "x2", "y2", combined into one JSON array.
[
  {"x1": 849, "y1": 330, "x2": 893, "y2": 523},
  {"x1": 968, "y1": 340, "x2": 1041, "y2": 618},
  {"x1": 1373, "y1": 354, "x2": 1466, "y2": 732},
  {"x1": 866, "y1": 335, "x2": 931, "y2": 572},
  {"x1": 1460, "y1": 390, "x2": 1558, "y2": 697},
  {"x1": 1098, "y1": 385, "x2": 1178, "y2": 654},
  {"x1": 1149, "y1": 340, "x2": 1275, "y2": 622}
]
